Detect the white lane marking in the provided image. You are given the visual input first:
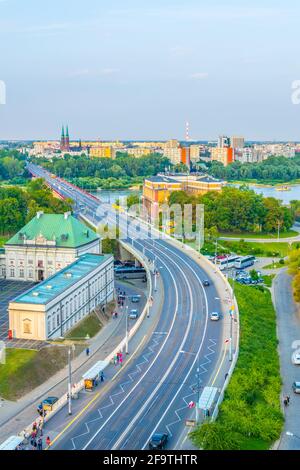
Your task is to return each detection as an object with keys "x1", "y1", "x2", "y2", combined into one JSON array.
[
  {"x1": 111, "y1": 250, "x2": 195, "y2": 450},
  {"x1": 82, "y1": 248, "x2": 180, "y2": 450},
  {"x1": 139, "y1": 241, "x2": 209, "y2": 449}
]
